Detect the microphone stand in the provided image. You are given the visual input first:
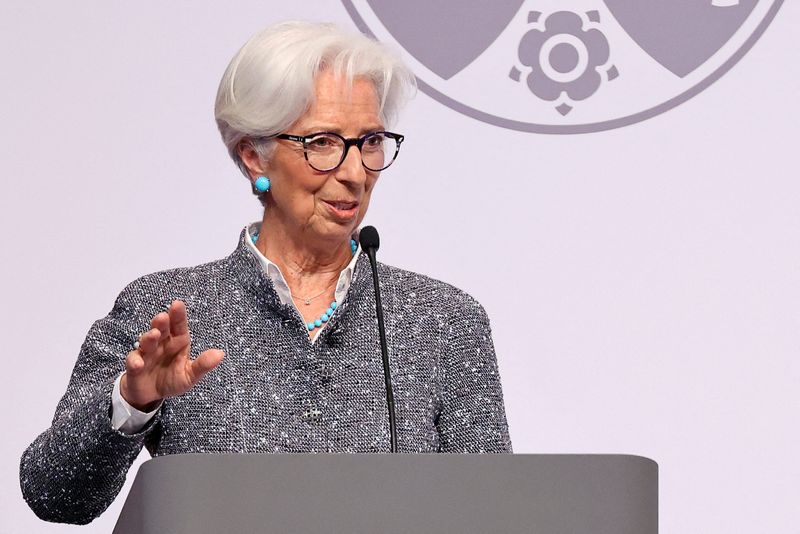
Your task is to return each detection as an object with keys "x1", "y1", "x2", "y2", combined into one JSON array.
[{"x1": 360, "y1": 226, "x2": 398, "y2": 453}]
